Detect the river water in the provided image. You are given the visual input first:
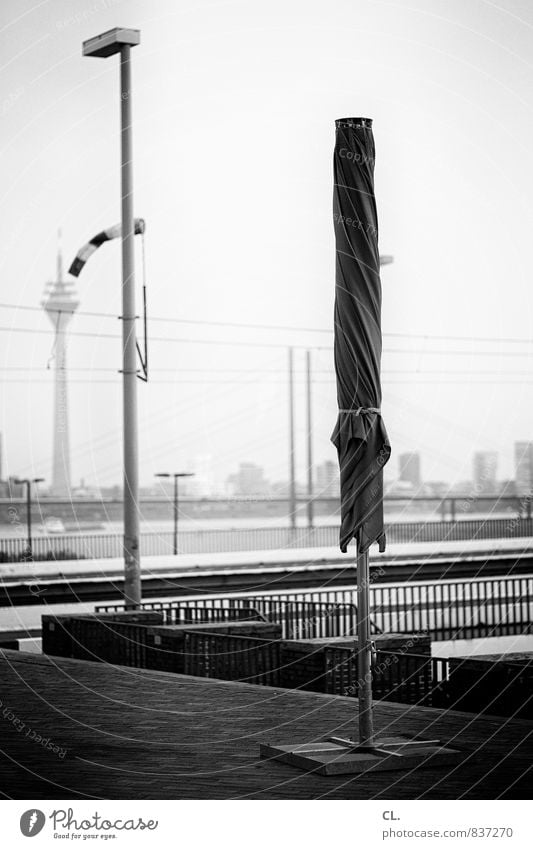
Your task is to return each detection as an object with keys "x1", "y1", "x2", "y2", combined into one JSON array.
[{"x1": 0, "y1": 509, "x2": 520, "y2": 538}]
